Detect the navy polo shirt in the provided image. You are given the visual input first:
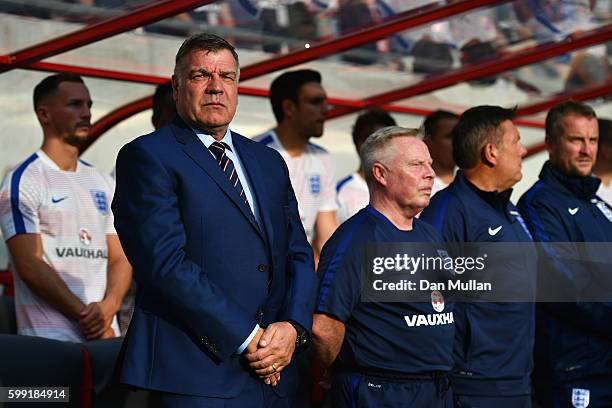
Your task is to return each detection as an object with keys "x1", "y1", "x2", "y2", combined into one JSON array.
[{"x1": 316, "y1": 205, "x2": 455, "y2": 374}]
